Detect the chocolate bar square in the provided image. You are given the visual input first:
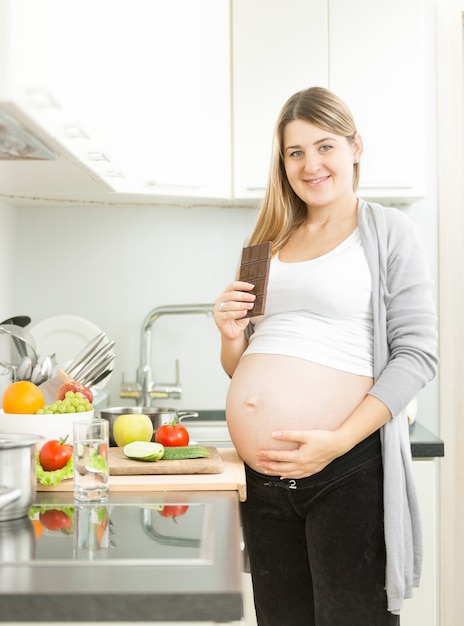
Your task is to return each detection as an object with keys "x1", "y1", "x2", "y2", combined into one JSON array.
[{"x1": 239, "y1": 241, "x2": 272, "y2": 317}]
